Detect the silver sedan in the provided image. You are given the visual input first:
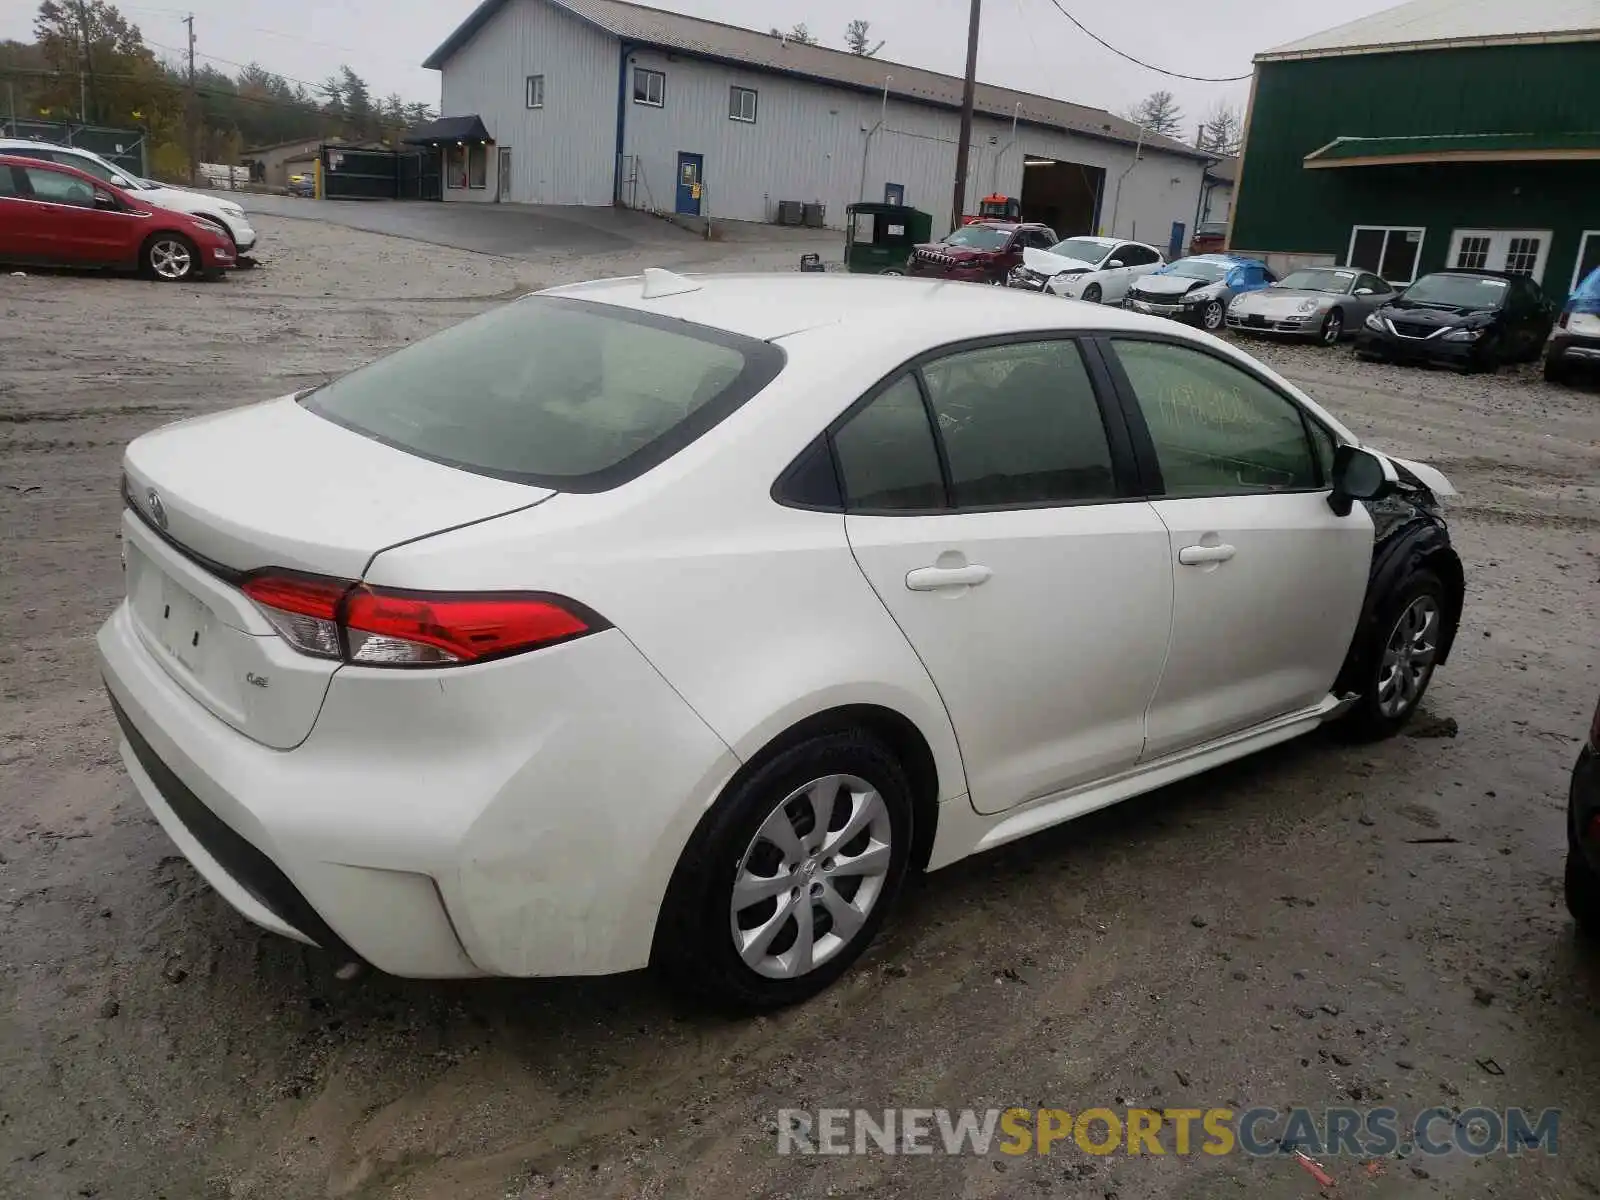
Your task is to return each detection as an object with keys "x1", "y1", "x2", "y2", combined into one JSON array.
[{"x1": 1226, "y1": 267, "x2": 1398, "y2": 345}]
